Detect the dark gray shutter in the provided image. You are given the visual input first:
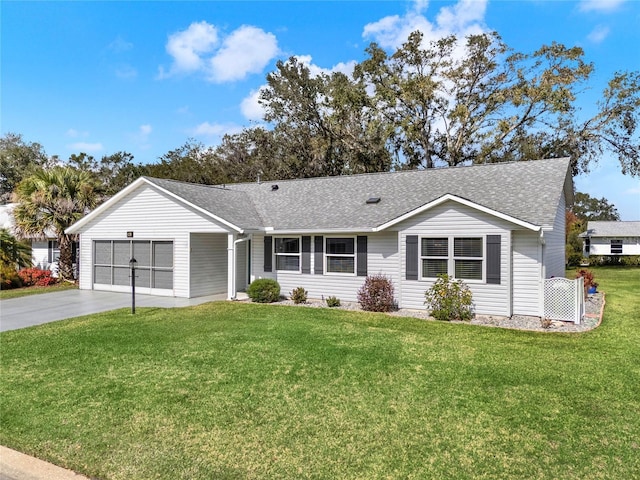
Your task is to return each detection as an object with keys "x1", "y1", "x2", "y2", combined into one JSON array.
[
  {"x1": 357, "y1": 236, "x2": 367, "y2": 276},
  {"x1": 264, "y1": 236, "x2": 272, "y2": 272},
  {"x1": 314, "y1": 236, "x2": 323, "y2": 274},
  {"x1": 486, "y1": 235, "x2": 501, "y2": 284},
  {"x1": 406, "y1": 235, "x2": 418, "y2": 280},
  {"x1": 301, "y1": 236, "x2": 311, "y2": 274}
]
